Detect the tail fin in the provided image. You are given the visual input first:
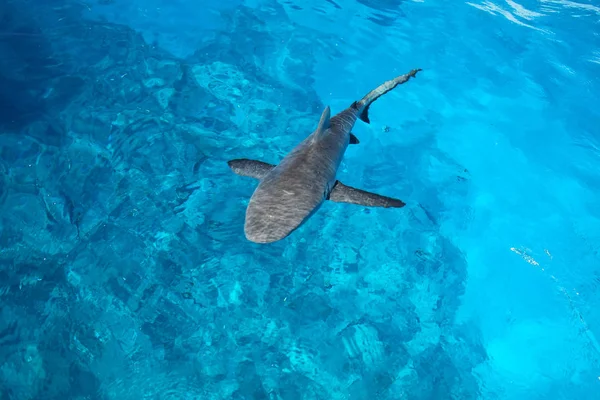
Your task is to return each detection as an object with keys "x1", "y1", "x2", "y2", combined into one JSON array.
[{"x1": 355, "y1": 68, "x2": 421, "y2": 124}]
